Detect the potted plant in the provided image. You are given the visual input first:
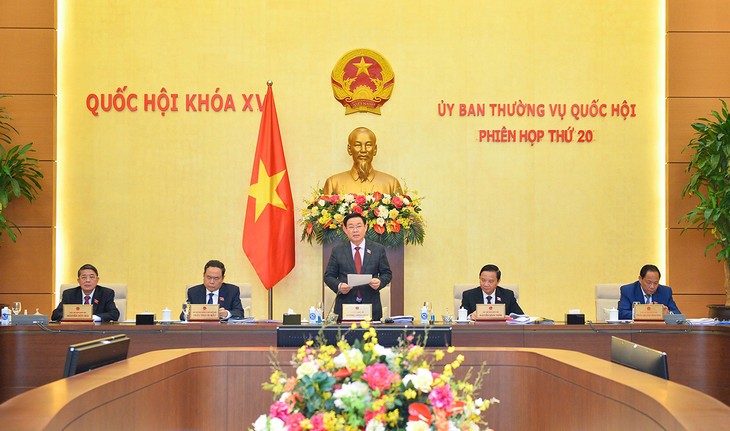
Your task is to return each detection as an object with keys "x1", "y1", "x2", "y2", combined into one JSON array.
[
  {"x1": 681, "y1": 99, "x2": 730, "y2": 319},
  {"x1": 0, "y1": 96, "x2": 44, "y2": 243}
]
